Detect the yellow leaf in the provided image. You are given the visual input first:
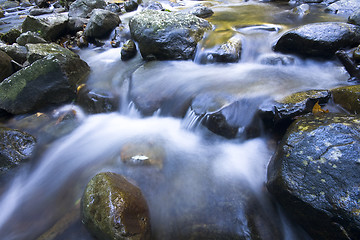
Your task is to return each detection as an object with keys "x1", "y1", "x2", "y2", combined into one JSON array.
[{"x1": 312, "y1": 101, "x2": 329, "y2": 116}]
